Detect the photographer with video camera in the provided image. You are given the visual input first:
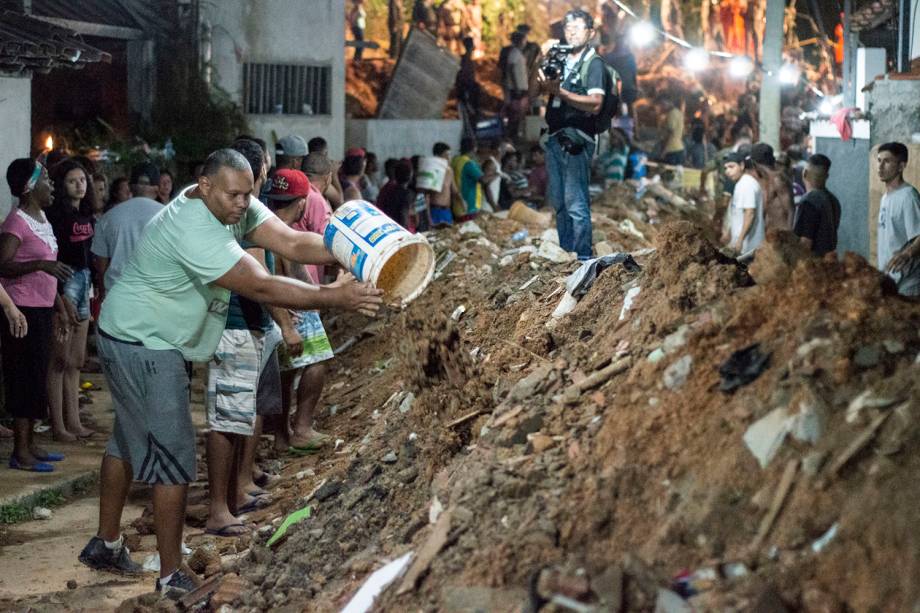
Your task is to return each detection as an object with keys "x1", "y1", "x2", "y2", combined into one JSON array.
[{"x1": 534, "y1": 8, "x2": 610, "y2": 260}]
